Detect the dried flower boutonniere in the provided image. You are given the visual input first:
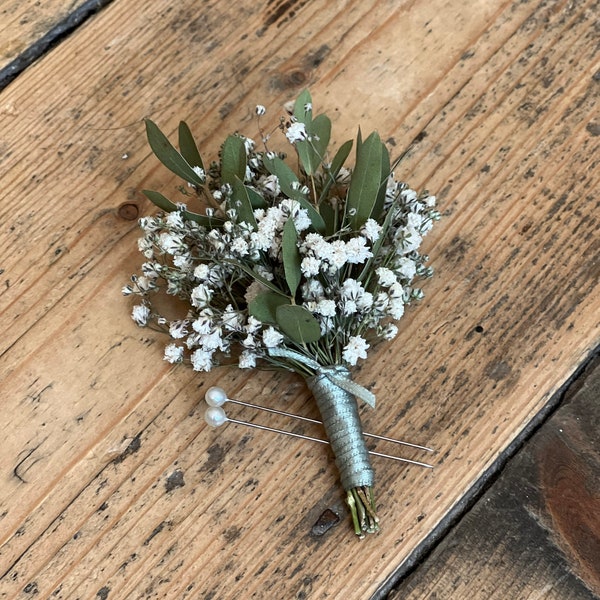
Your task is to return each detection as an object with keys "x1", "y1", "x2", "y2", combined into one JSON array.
[{"x1": 124, "y1": 90, "x2": 439, "y2": 536}]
